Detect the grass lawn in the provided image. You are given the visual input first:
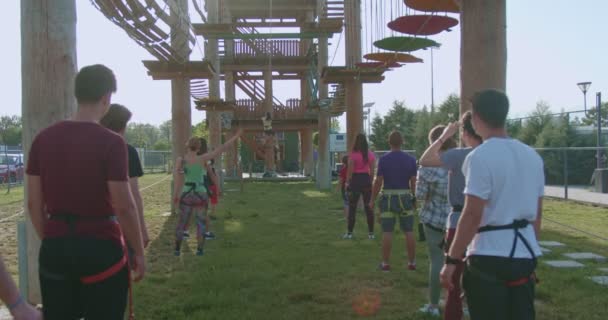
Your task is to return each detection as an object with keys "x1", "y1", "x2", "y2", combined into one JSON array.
[
  {"x1": 133, "y1": 180, "x2": 608, "y2": 320},
  {"x1": 0, "y1": 183, "x2": 24, "y2": 206}
]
